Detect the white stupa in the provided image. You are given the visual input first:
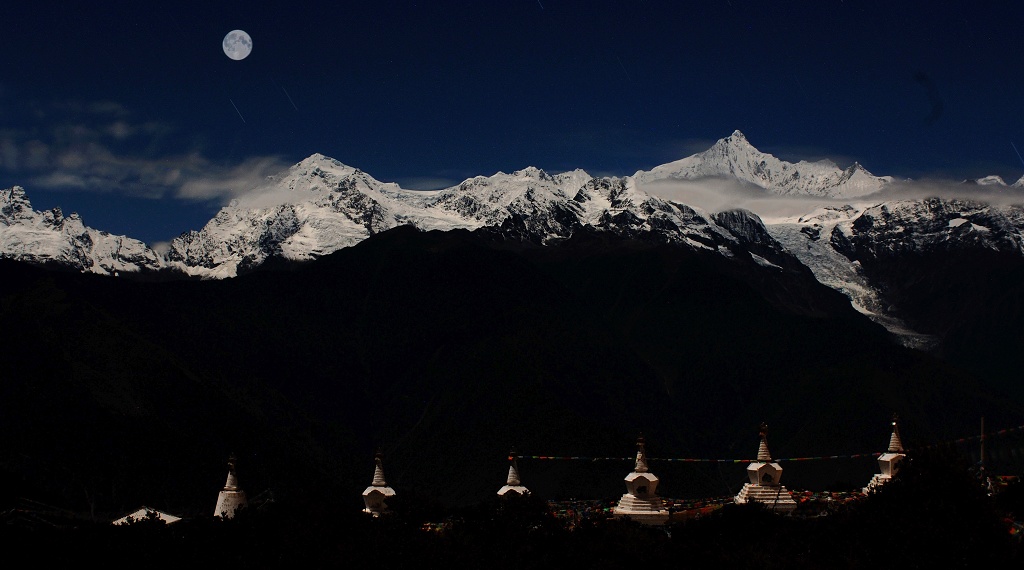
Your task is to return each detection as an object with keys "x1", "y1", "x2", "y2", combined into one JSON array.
[
  {"x1": 734, "y1": 424, "x2": 797, "y2": 513},
  {"x1": 864, "y1": 415, "x2": 907, "y2": 493},
  {"x1": 497, "y1": 449, "x2": 530, "y2": 496},
  {"x1": 213, "y1": 454, "x2": 247, "y2": 519},
  {"x1": 362, "y1": 450, "x2": 396, "y2": 517},
  {"x1": 612, "y1": 435, "x2": 670, "y2": 525}
]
